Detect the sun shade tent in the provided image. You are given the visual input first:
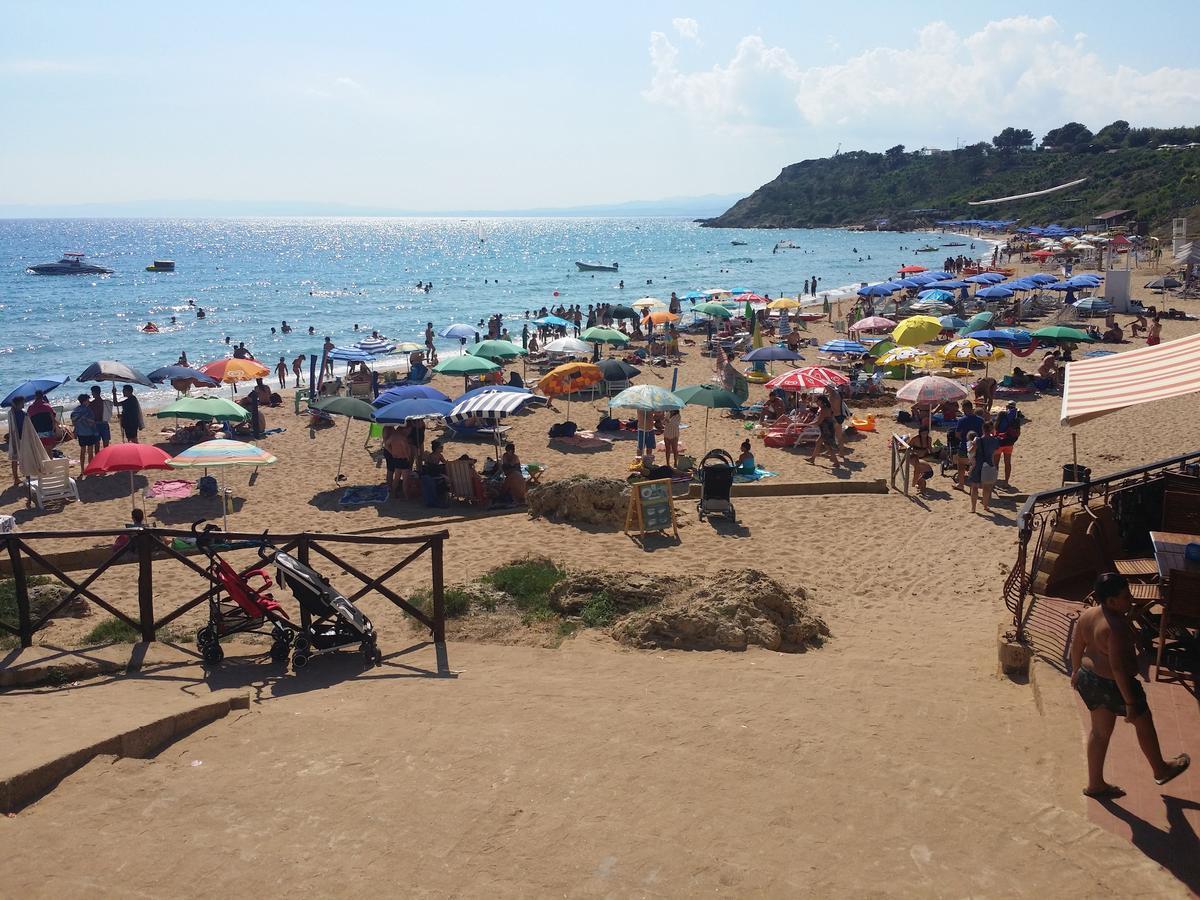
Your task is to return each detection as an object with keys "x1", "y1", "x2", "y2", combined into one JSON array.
[{"x1": 1061, "y1": 332, "x2": 1200, "y2": 426}]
